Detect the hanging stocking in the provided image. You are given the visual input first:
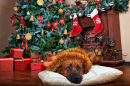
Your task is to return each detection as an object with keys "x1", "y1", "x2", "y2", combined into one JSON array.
[
  {"x1": 71, "y1": 13, "x2": 82, "y2": 36},
  {"x1": 90, "y1": 9, "x2": 103, "y2": 33}
]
